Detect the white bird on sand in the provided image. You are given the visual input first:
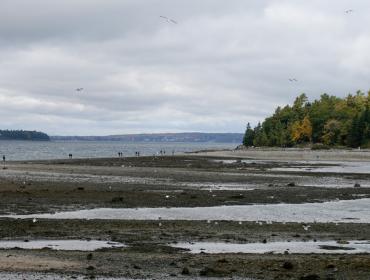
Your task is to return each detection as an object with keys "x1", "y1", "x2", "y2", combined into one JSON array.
[
  {"x1": 32, "y1": 218, "x2": 37, "y2": 223},
  {"x1": 160, "y1": 16, "x2": 178, "y2": 24},
  {"x1": 302, "y1": 224, "x2": 311, "y2": 231}
]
